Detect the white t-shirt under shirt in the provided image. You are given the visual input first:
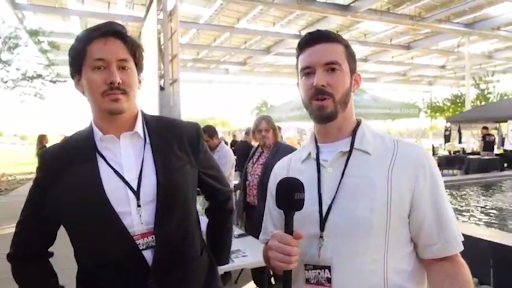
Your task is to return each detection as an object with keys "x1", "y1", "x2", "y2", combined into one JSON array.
[{"x1": 260, "y1": 120, "x2": 463, "y2": 288}]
